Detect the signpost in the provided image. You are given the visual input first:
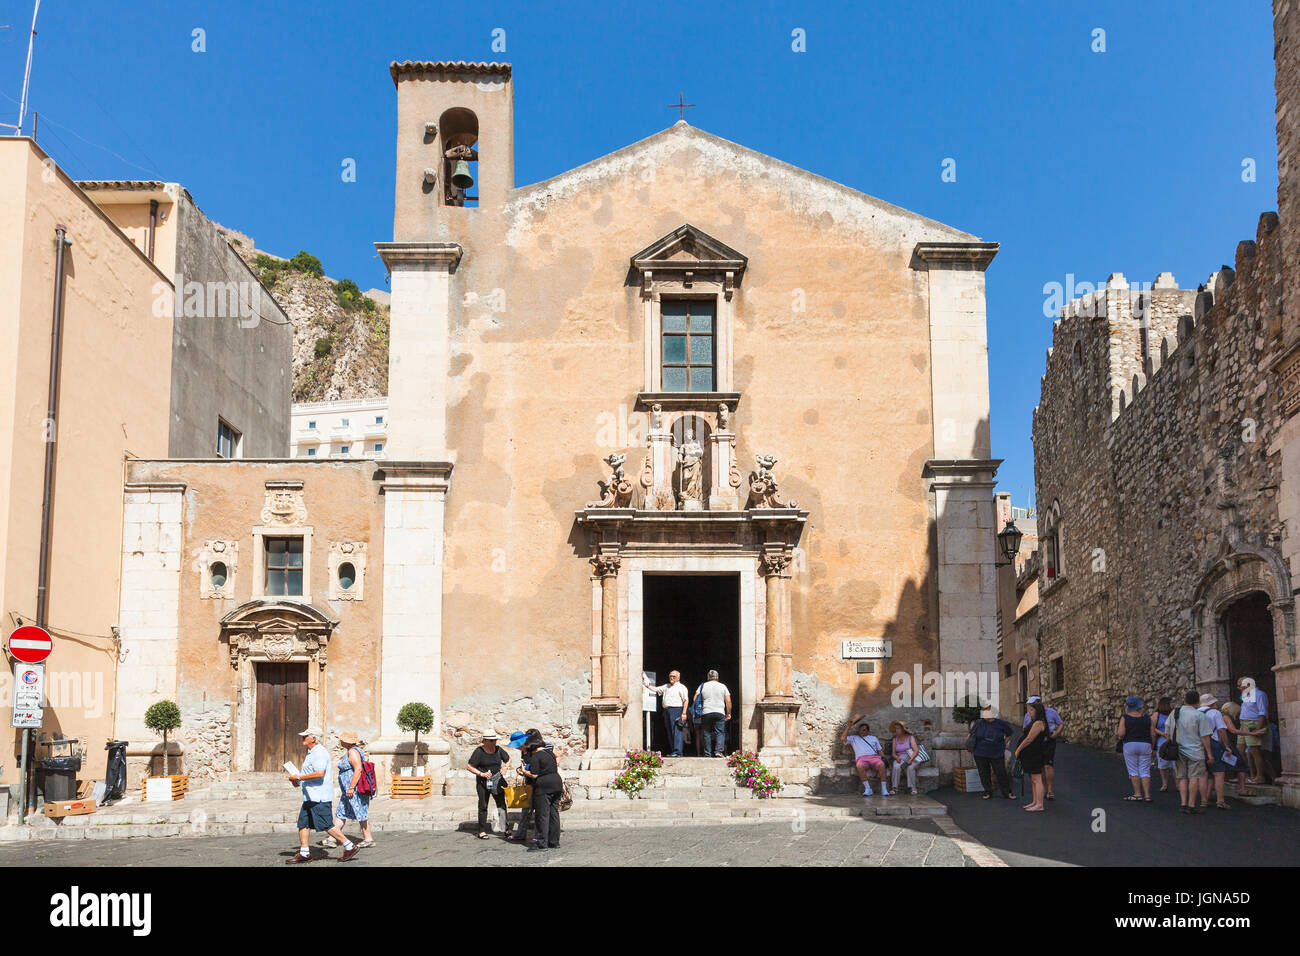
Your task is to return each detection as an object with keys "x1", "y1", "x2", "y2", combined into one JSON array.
[
  {"x1": 6, "y1": 624, "x2": 52, "y2": 821},
  {"x1": 642, "y1": 671, "x2": 657, "y2": 749},
  {"x1": 11, "y1": 662, "x2": 44, "y2": 728}
]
